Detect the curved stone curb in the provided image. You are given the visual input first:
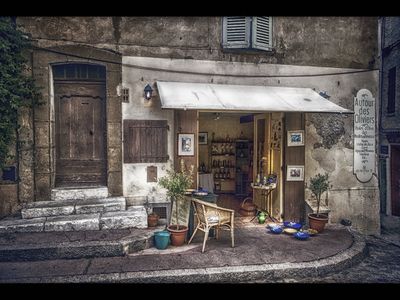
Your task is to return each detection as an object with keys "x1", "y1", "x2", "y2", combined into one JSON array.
[{"x1": 1, "y1": 228, "x2": 367, "y2": 283}]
